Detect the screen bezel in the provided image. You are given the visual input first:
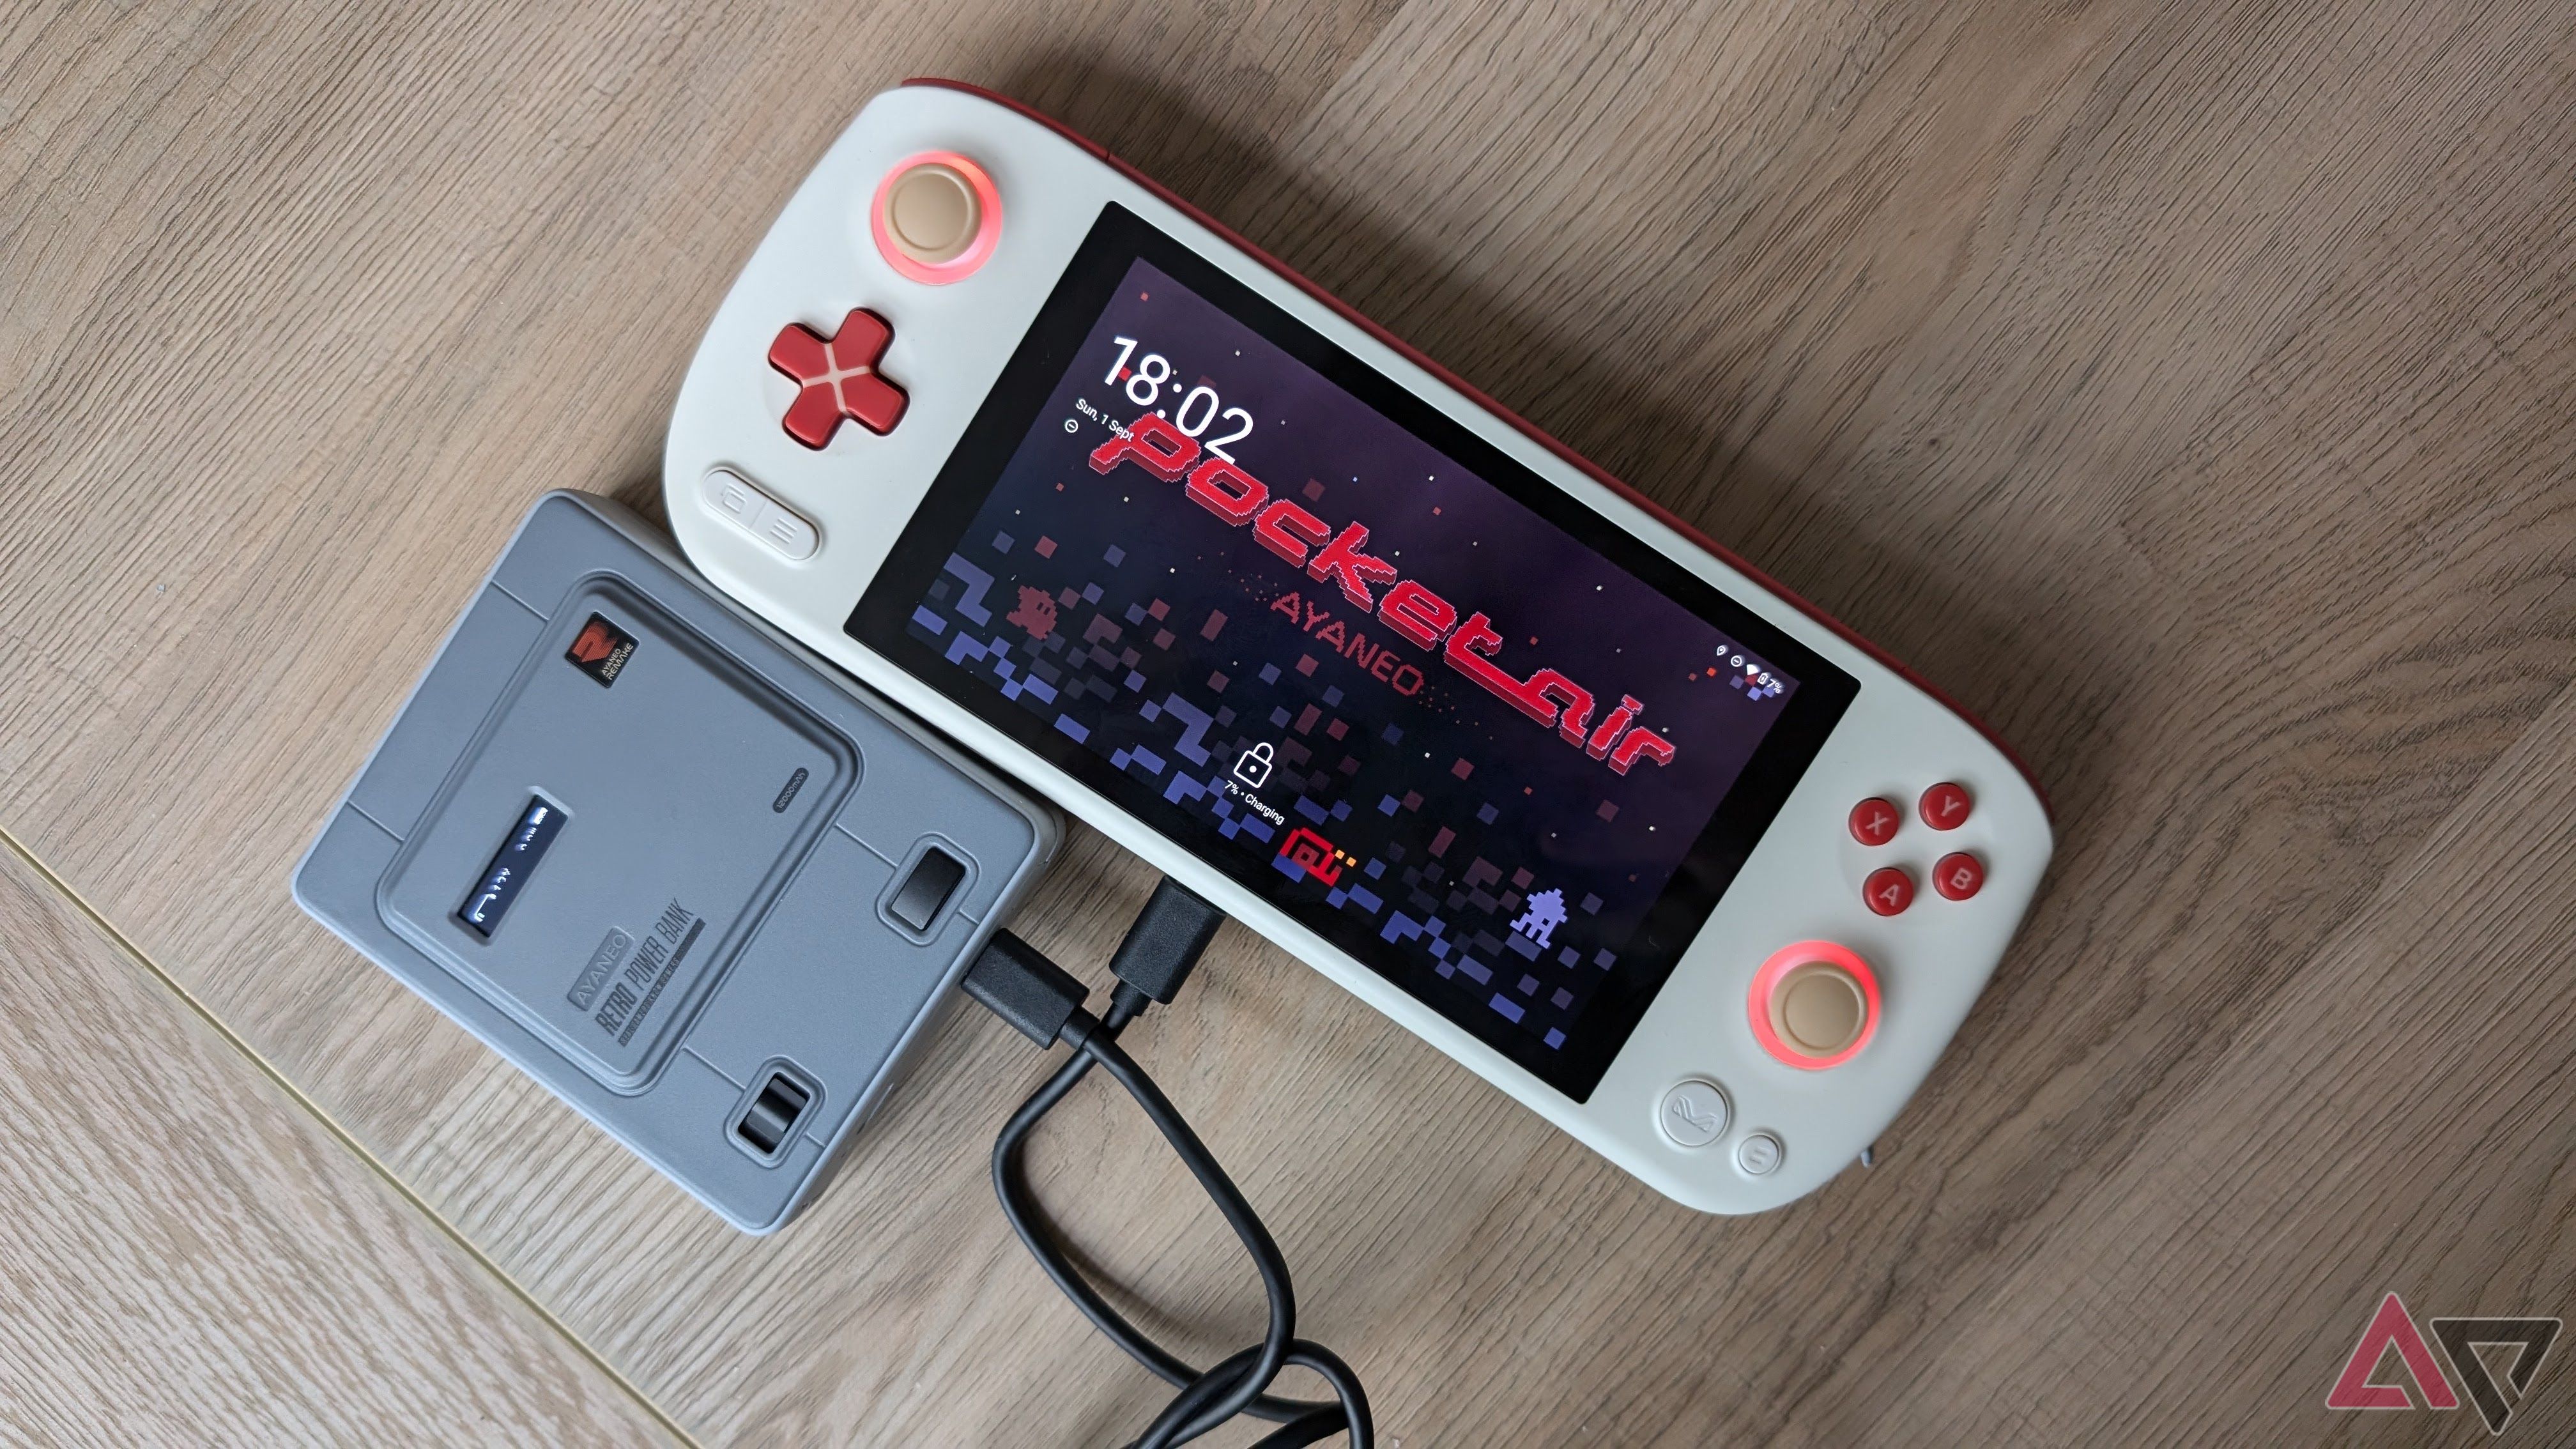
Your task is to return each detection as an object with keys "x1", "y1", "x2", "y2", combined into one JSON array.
[{"x1": 852, "y1": 203, "x2": 1858, "y2": 1100}]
